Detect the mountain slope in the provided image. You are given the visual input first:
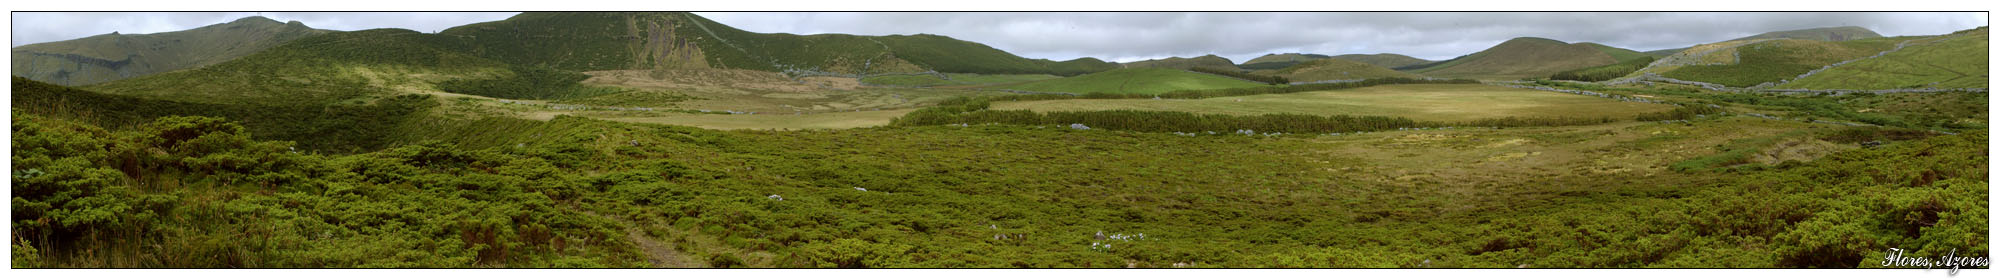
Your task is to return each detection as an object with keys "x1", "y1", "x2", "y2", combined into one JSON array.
[
  {"x1": 86, "y1": 29, "x2": 511, "y2": 105},
  {"x1": 1239, "y1": 53, "x2": 1331, "y2": 69},
  {"x1": 1249, "y1": 58, "x2": 1420, "y2": 81},
  {"x1": 11, "y1": 16, "x2": 329, "y2": 86},
  {"x1": 1629, "y1": 26, "x2": 1885, "y2": 64},
  {"x1": 1400, "y1": 37, "x2": 1618, "y2": 80},
  {"x1": 1643, "y1": 48, "x2": 1689, "y2": 57},
  {"x1": 1577, "y1": 43, "x2": 1654, "y2": 61},
  {"x1": 1631, "y1": 37, "x2": 1904, "y2": 87},
  {"x1": 1729, "y1": 26, "x2": 1884, "y2": 42},
  {"x1": 994, "y1": 68, "x2": 1268, "y2": 95},
  {"x1": 873, "y1": 34, "x2": 1118, "y2": 75},
  {"x1": 436, "y1": 12, "x2": 1109, "y2": 76},
  {"x1": 1243, "y1": 53, "x2": 1330, "y2": 64},
  {"x1": 1121, "y1": 55, "x2": 1242, "y2": 71},
  {"x1": 1329, "y1": 54, "x2": 1433, "y2": 69},
  {"x1": 1777, "y1": 27, "x2": 1989, "y2": 90}
]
